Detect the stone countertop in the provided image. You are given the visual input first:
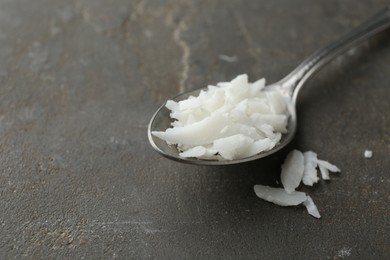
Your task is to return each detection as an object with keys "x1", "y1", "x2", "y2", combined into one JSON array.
[{"x1": 0, "y1": 0, "x2": 389, "y2": 258}]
